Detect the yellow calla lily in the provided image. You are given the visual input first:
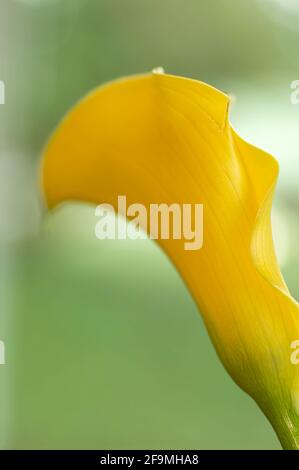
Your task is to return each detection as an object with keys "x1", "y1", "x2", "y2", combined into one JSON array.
[{"x1": 40, "y1": 71, "x2": 299, "y2": 449}]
